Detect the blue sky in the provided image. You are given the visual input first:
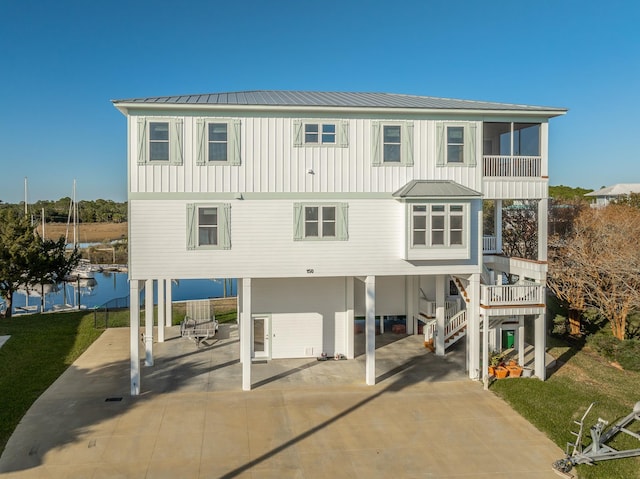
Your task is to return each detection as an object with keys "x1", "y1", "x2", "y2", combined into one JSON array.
[{"x1": 1, "y1": 0, "x2": 638, "y2": 203}]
